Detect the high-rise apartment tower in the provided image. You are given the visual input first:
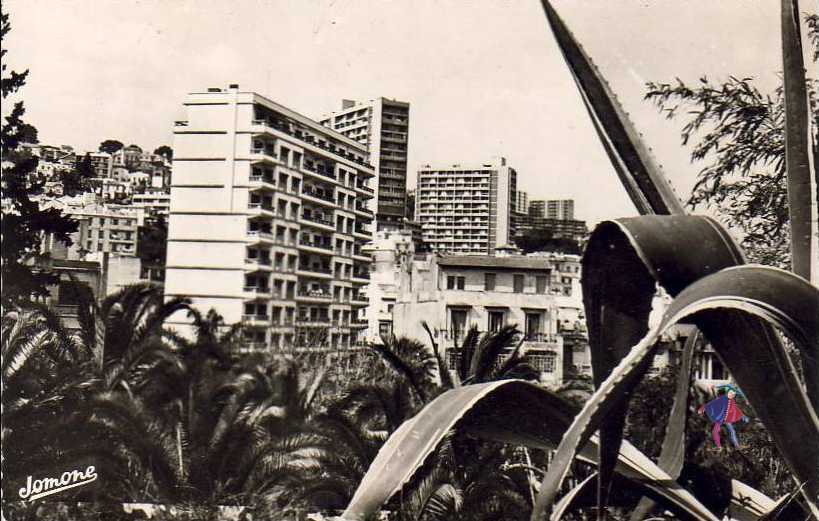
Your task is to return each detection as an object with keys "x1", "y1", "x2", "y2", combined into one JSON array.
[
  {"x1": 320, "y1": 98, "x2": 410, "y2": 232},
  {"x1": 416, "y1": 157, "x2": 516, "y2": 255}
]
